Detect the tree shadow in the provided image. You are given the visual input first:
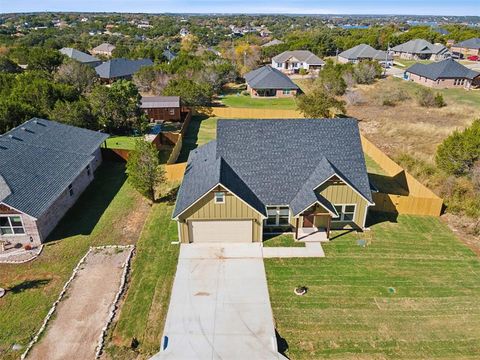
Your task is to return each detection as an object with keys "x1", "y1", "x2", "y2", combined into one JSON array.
[
  {"x1": 275, "y1": 329, "x2": 290, "y2": 358},
  {"x1": 46, "y1": 162, "x2": 127, "y2": 242},
  {"x1": 157, "y1": 186, "x2": 179, "y2": 205},
  {"x1": 8, "y1": 279, "x2": 51, "y2": 294}
]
